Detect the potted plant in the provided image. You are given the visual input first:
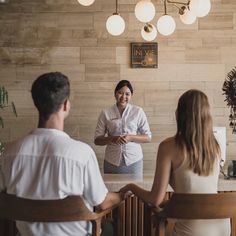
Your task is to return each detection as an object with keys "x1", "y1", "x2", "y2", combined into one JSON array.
[
  {"x1": 0, "y1": 86, "x2": 17, "y2": 154},
  {"x1": 223, "y1": 67, "x2": 236, "y2": 134}
]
